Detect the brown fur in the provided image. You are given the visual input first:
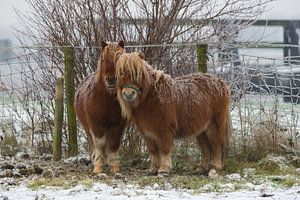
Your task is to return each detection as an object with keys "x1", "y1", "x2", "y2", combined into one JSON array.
[
  {"x1": 75, "y1": 41, "x2": 126, "y2": 174},
  {"x1": 116, "y1": 52, "x2": 231, "y2": 175}
]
